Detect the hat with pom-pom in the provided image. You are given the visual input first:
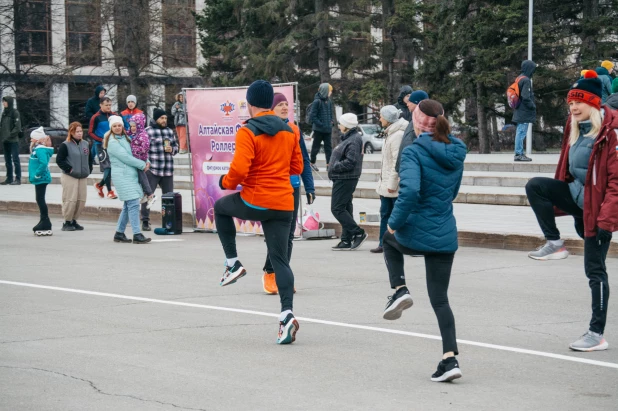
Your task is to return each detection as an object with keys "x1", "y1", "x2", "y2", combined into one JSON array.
[{"x1": 568, "y1": 70, "x2": 602, "y2": 110}]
